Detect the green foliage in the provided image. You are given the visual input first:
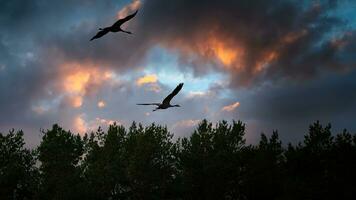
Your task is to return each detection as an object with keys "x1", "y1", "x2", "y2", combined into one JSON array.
[{"x1": 1, "y1": 120, "x2": 356, "y2": 199}]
